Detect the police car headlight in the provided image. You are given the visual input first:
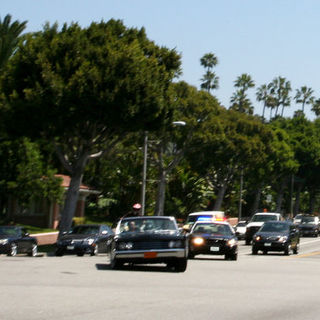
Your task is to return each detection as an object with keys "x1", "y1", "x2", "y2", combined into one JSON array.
[
  {"x1": 192, "y1": 237, "x2": 204, "y2": 245},
  {"x1": 227, "y1": 238, "x2": 237, "y2": 247}
]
